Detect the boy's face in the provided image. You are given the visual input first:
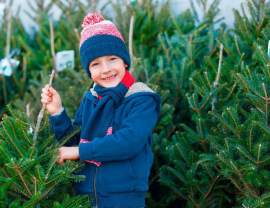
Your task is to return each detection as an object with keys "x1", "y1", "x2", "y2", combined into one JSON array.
[{"x1": 89, "y1": 55, "x2": 128, "y2": 88}]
